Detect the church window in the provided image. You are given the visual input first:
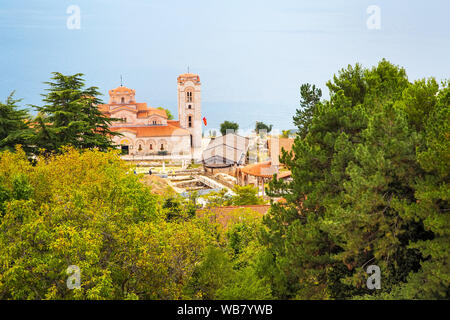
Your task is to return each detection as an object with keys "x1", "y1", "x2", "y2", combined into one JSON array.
[
  {"x1": 121, "y1": 97, "x2": 125, "y2": 104},
  {"x1": 138, "y1": 144, "x2": 142, "y2": 152},
  {"x1": 161, "y1": 144, "x2": 164, "y2": 151},
  {"x1": 150, "y1": 144, "x2": 153, "y2": 150},
  {"x1": 186, "y1": 91, "x2": 193, "y2": 102},
  {"x1": 188, "y1": 104, "x2": 192, "y2": 109},
  {"x1": 188, "y1": 116, "x2": 192, "y2": 128}
]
